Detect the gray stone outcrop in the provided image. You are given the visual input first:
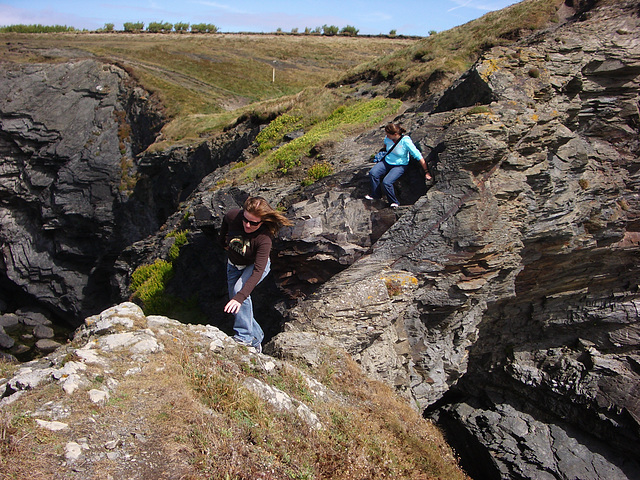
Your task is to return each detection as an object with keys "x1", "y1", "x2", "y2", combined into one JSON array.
[
  {"x1": 267, "y1": 2, "x2": 640, "y2": 477},
  {"x1": 1, "y1": 0, "x2": 639, "y2": 477},
  {"x1": 0, "y1": 59, "x2": 164, "y2": 326}
]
